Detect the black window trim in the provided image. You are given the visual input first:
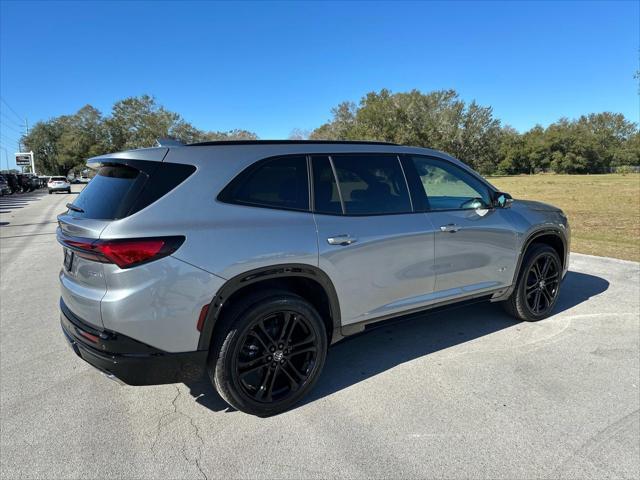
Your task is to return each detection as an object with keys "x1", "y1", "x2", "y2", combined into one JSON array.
[
  {"x1": 217, "y1": 154, "x2": 312, "y2": 213},
  {"x1": 401, "y1": 154, "x2": 498, "y2": 213}
]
